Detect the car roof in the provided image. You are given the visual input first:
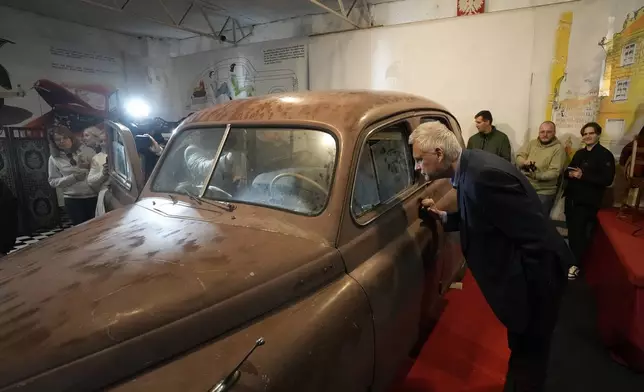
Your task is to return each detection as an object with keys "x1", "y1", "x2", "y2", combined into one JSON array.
[{"x1": 182, "y1": 90, "x2": 449, "y2": 134}]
